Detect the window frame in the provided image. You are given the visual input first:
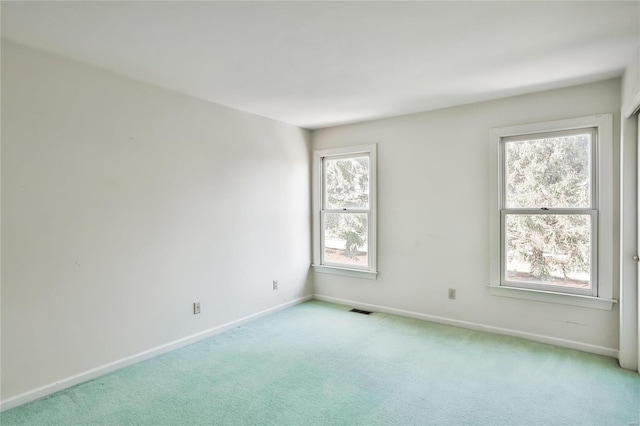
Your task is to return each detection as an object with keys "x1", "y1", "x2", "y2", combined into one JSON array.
[
  {"x1": 489, "y1": 114, "x2": 616, "y2": 310},
  {"x1": 312, "y1": 144, "x2": 377, "y2": 280},
  {"x1": 500, "y1": 128, "x2": 598, "y2": 296}
]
